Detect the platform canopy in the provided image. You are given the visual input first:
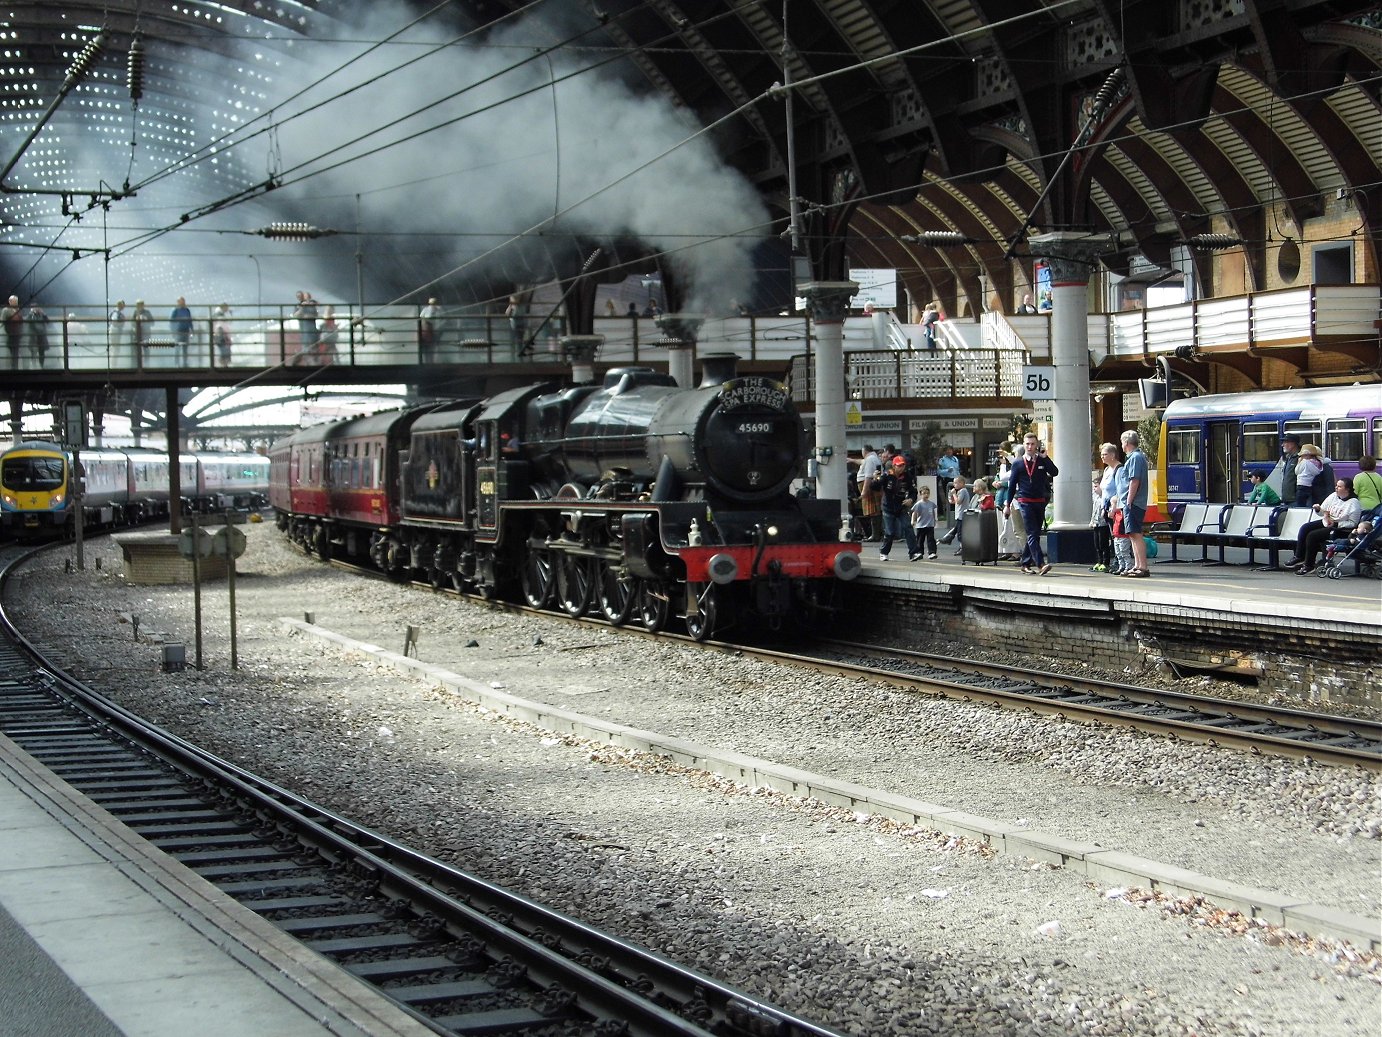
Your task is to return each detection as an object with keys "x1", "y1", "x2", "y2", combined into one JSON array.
[{"x1": 0, "y1": 1, "x2": 1376, "y2": 315}]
